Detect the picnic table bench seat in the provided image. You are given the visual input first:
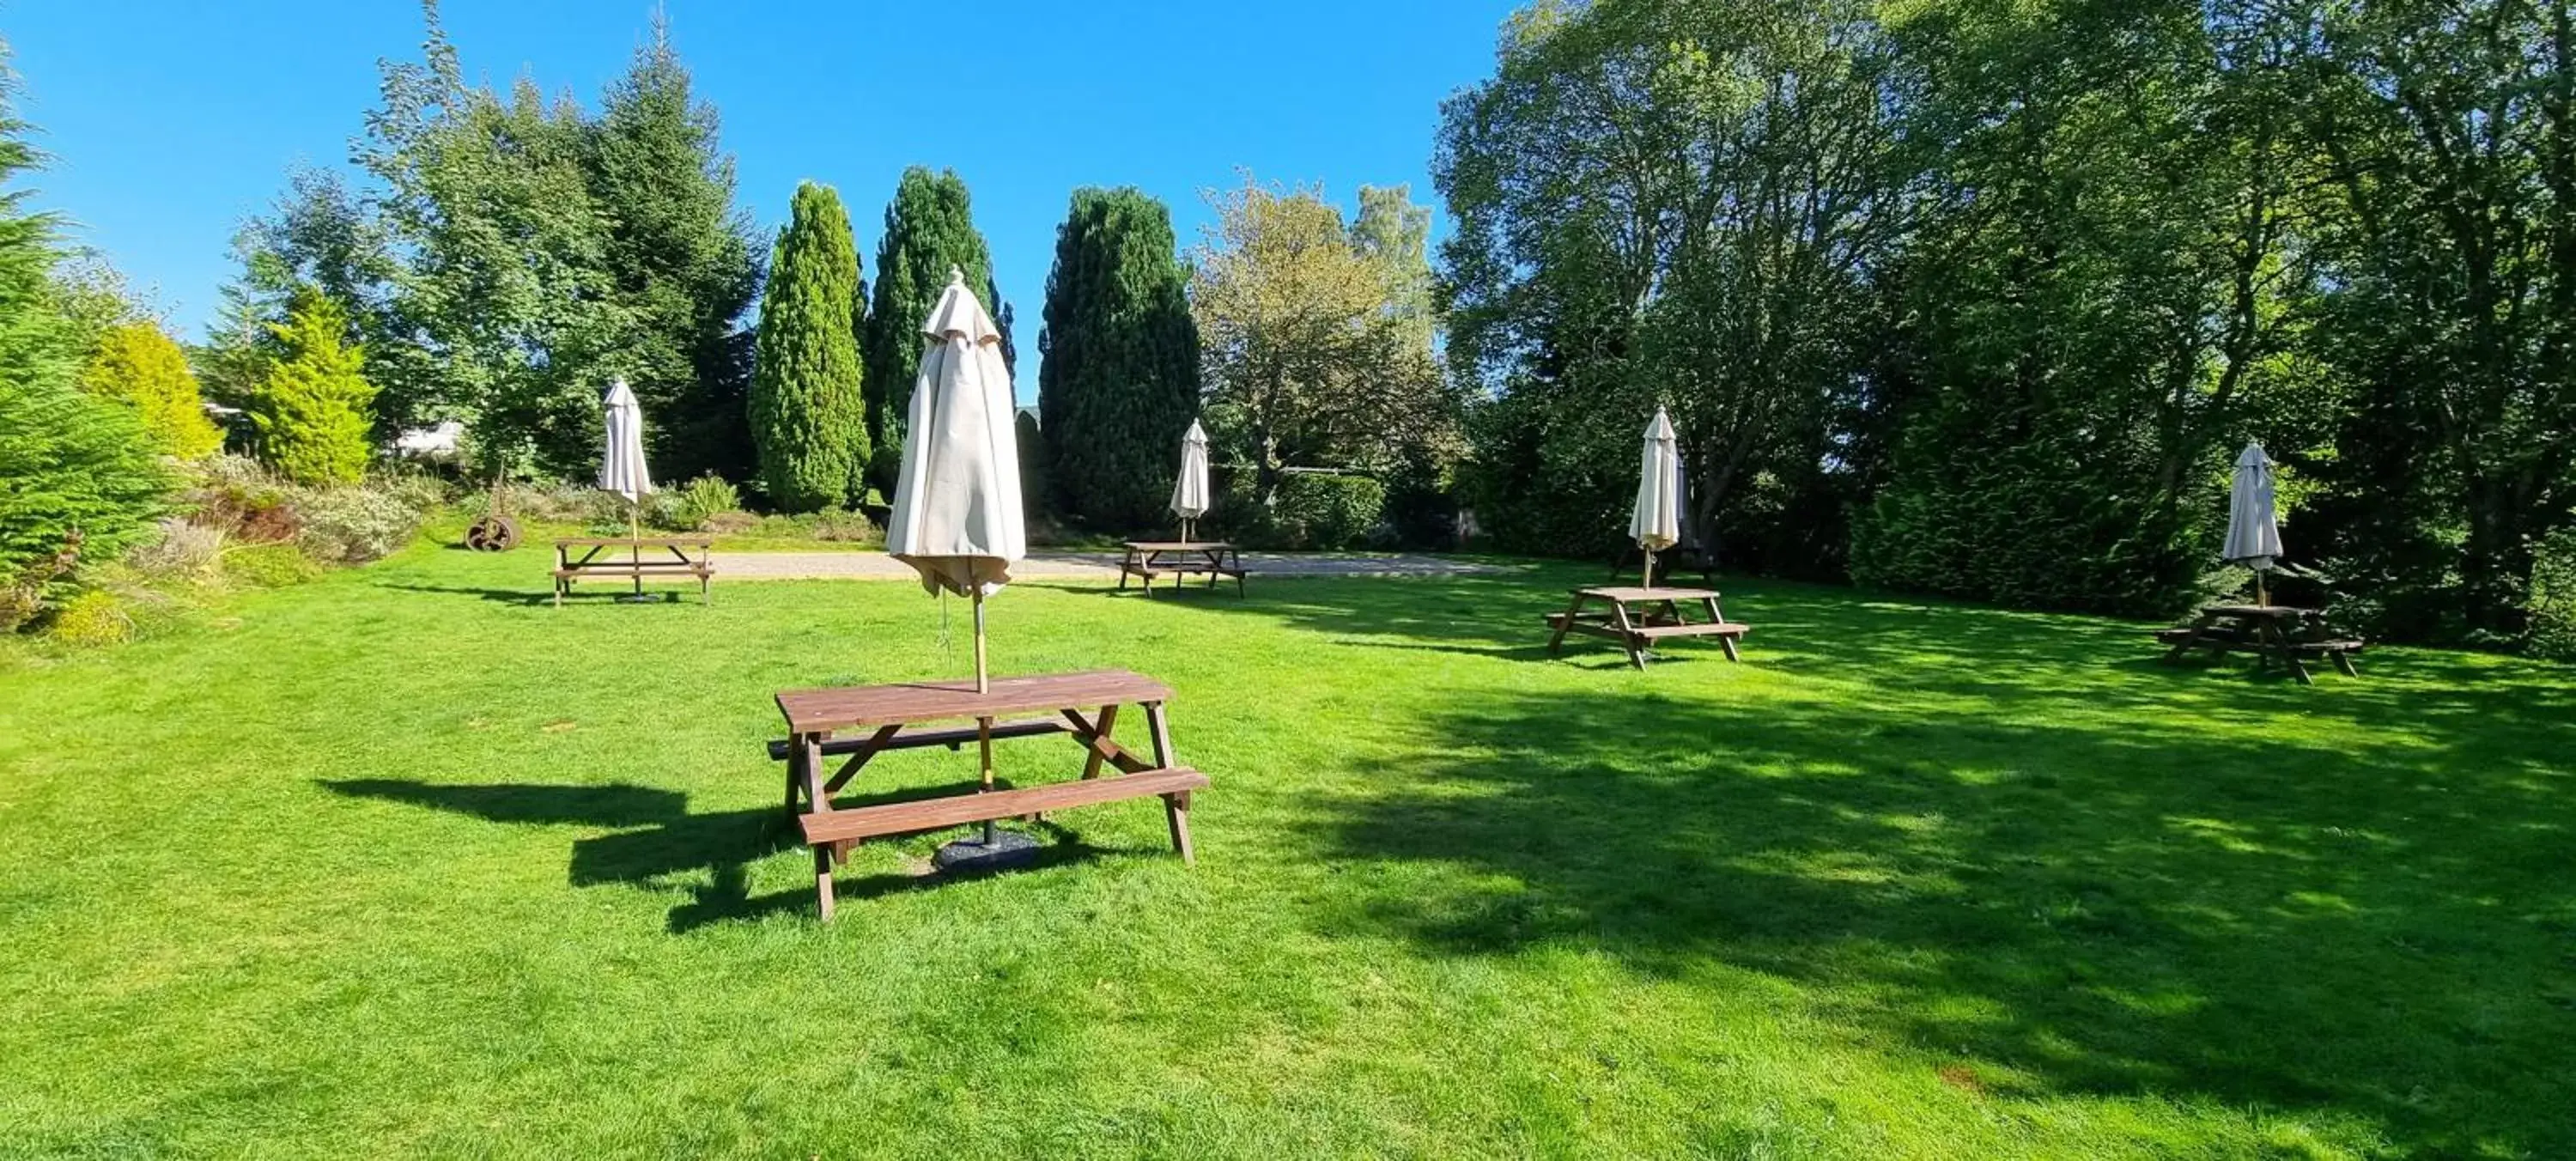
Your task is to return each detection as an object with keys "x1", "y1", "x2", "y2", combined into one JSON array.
[{"x1": 799, "y1": 767, "x2": 1207, "y2": 848}]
